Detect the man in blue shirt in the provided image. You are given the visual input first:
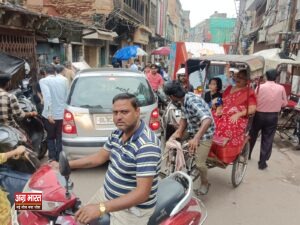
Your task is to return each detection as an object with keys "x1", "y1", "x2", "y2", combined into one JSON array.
[
  {"x1": 39, "y1": 65, "x2": 68, "y2": 161},
  {"x1": 164, "y1": 81, "x2": 215, "y2": 195},
  {"x1": 53, "y1": 93, "x2": 161, "y2": 225}
]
